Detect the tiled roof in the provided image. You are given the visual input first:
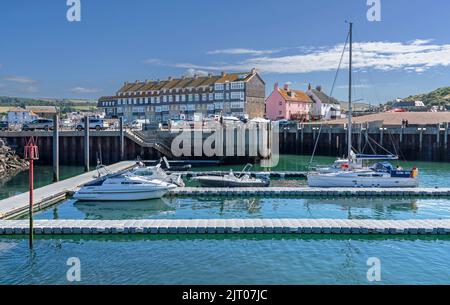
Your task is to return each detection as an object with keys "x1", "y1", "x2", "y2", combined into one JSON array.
[
  {"x1": 25, "y1": 106, "x2": 58, "y2": 113},
  {"x1": 116, "y1": 70, "x2": 255, "y2": 94},
  {"x1": 278, "y1": 88, "x2": 313, "y2": 103},
  {"x1": 308, "y1": 89, "x2": 340, "y2": 105},
  {"x1": 8, "y1": 107, "x2": 28, "y2": 113}
]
